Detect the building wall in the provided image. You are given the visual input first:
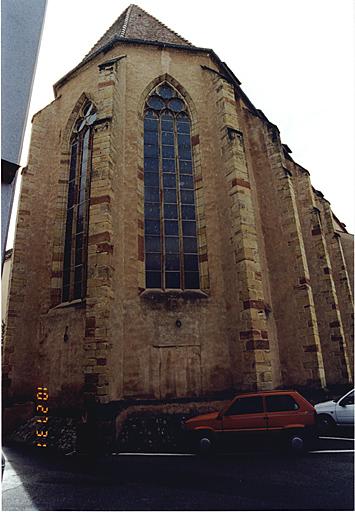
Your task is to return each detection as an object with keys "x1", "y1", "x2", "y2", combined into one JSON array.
[
  {"x1": 1, "y1": 0, "x2": 46, "y2": 263},
  {"x1": 1, "y1": 250, "x2": 13, "y2": 325},
  {"x1": 339, "y1": 232, "x2": 354, "y2": 296},
  {"x1": 1, "y1": 181, "x2": 17, "y2": 263},
  {"x1": 3, "y1": 42, "x2": 353, "y2": 406},
  {"x1": 242, "y1": 111, "x2": 326, "y2": 388},
  {"x1": 1, "y1": 0, "x2": 47, "y2": 166}
]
